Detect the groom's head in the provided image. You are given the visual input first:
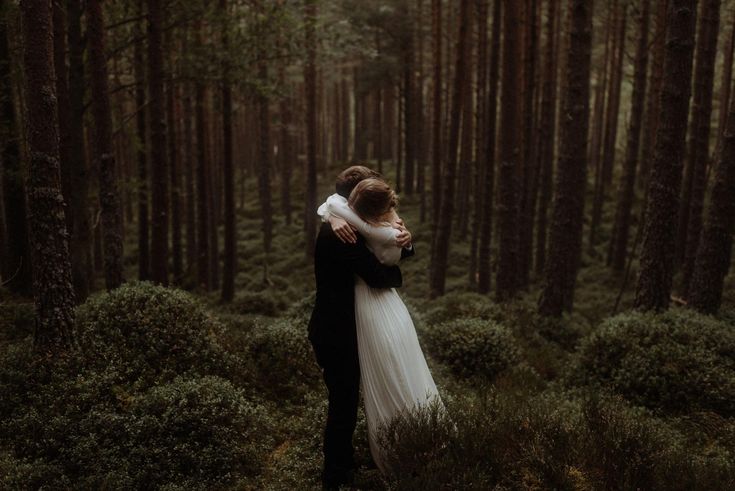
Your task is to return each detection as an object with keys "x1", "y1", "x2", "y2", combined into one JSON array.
[{"x1": 335, "y1": 165, "x2": 382, "y2": 198}]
